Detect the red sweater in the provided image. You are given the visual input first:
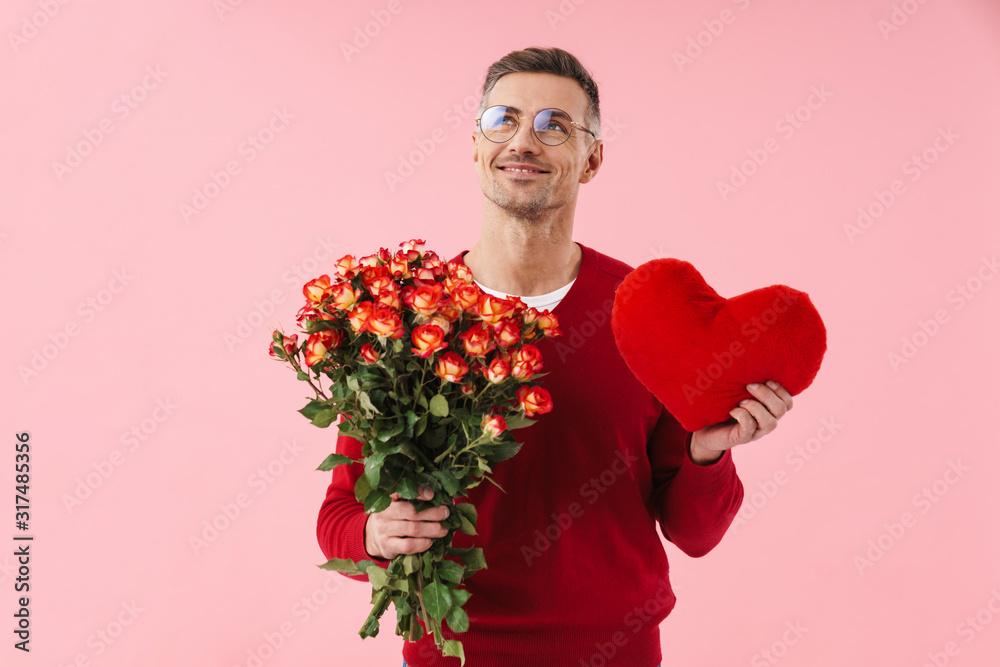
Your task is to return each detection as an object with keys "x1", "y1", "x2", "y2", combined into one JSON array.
[{"x1": 316, "y1": 242, "x2": 744, "y2": 666}]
